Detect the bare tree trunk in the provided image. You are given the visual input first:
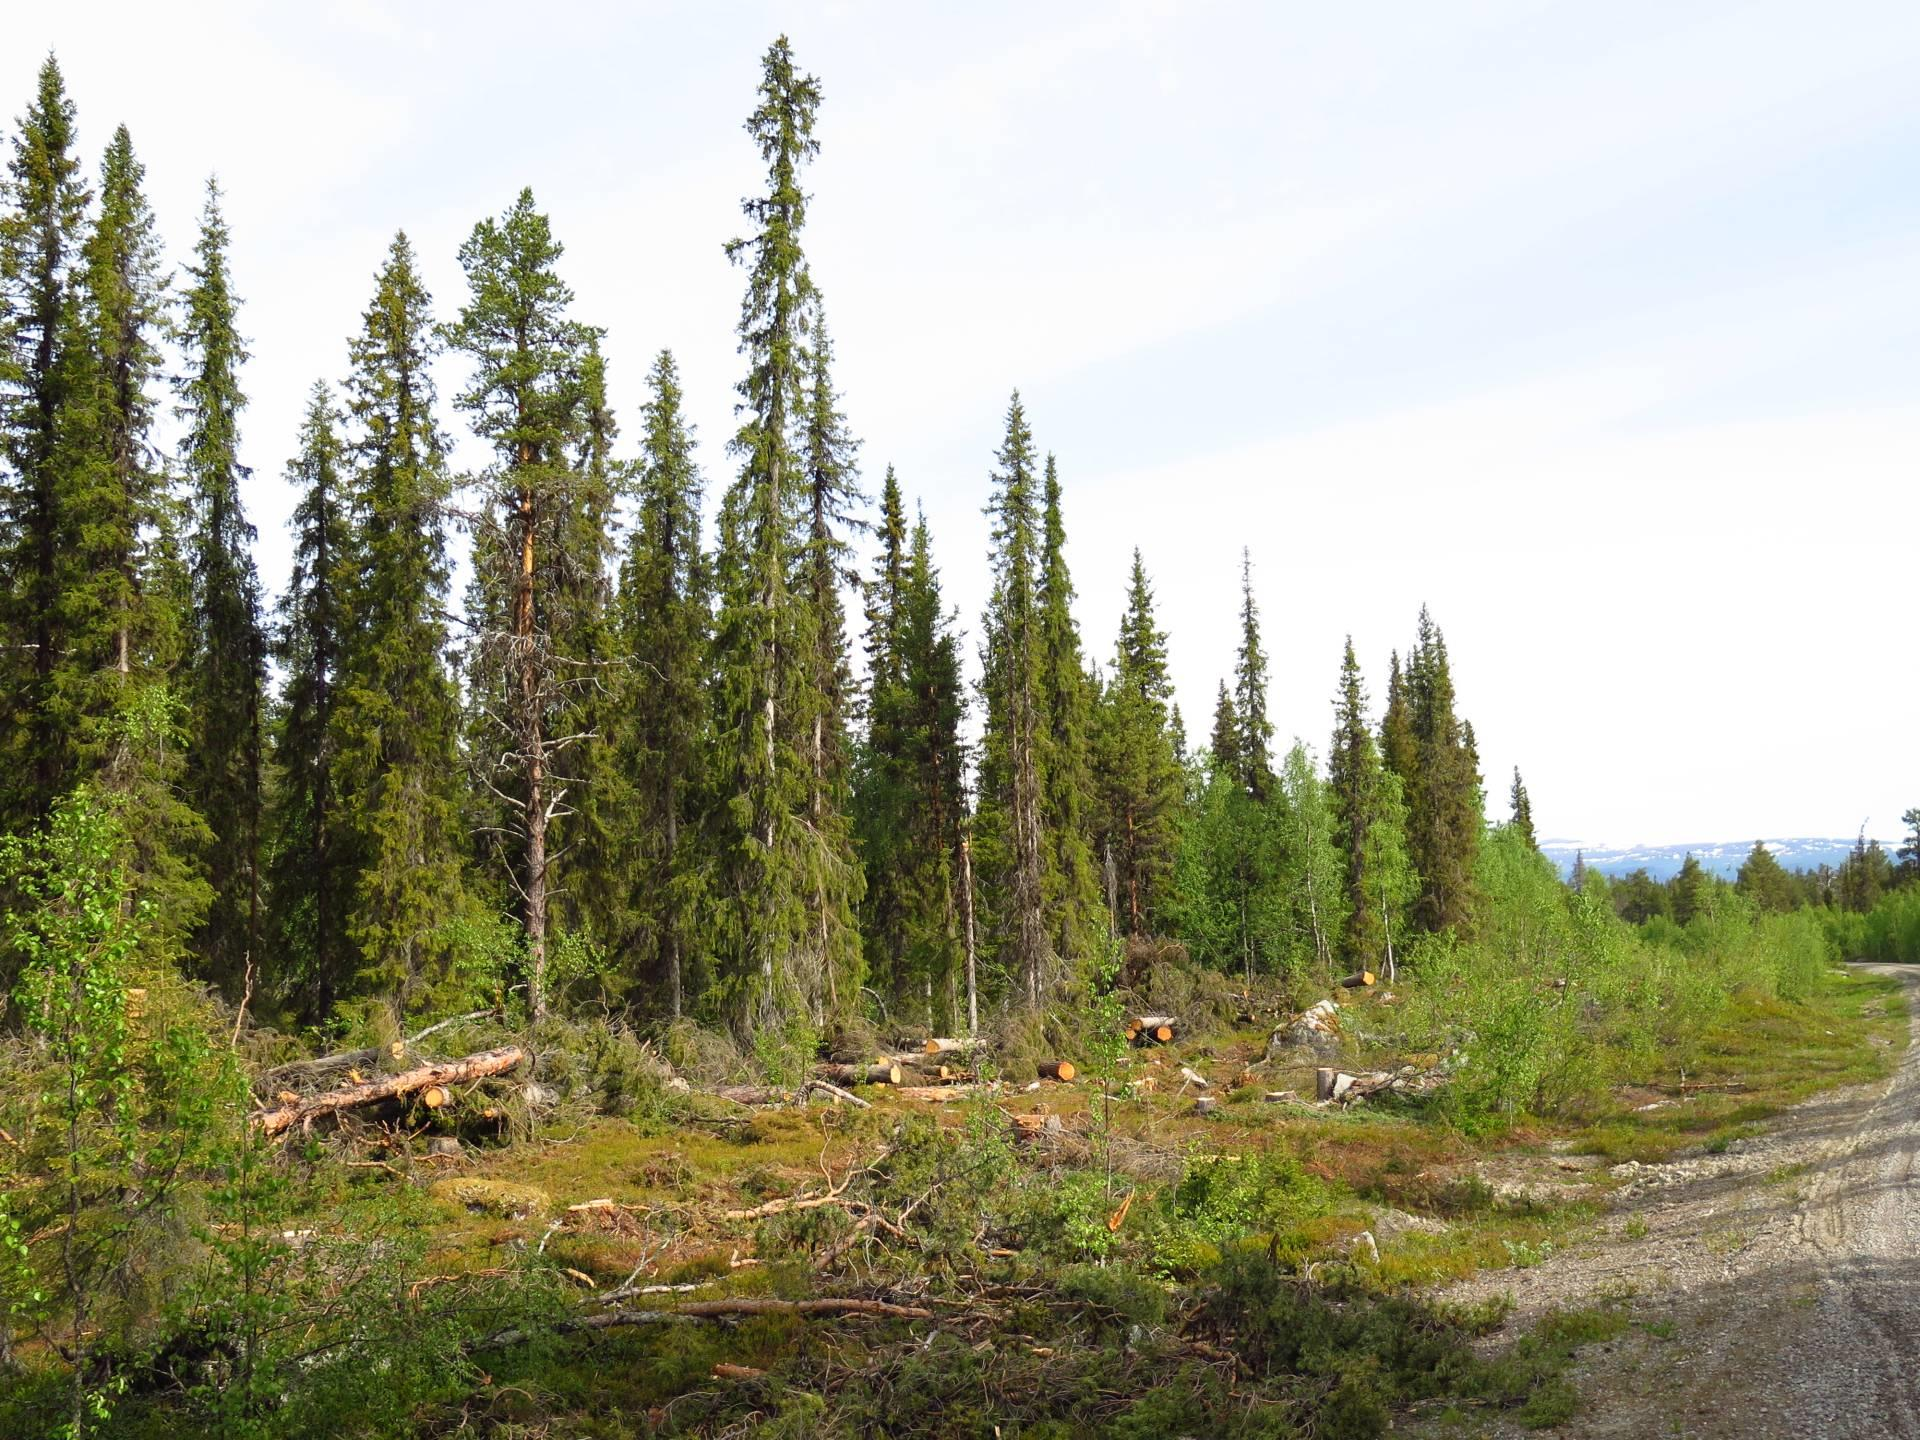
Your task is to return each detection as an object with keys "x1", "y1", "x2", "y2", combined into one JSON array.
[
  {"x1": 515, "y1": 482, "x2": 548, "y2": 1022},
  {"x1": 961, "y1": 830, "x2": 979, "y2": 1036}
]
